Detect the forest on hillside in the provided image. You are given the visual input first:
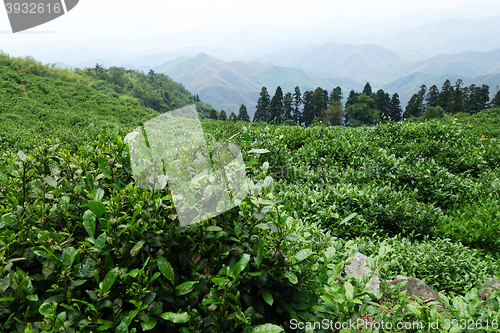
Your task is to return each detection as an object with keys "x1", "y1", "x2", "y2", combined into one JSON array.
[{"x1": 211, "y1": 81, "x2": 500, "y2": 127}]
